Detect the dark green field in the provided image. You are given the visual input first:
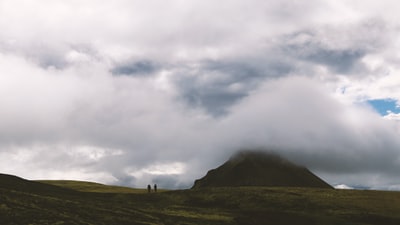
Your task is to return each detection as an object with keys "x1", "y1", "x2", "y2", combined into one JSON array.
[{"x1": 1, "y1": 174, "x2": 400, "y2": 225}]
